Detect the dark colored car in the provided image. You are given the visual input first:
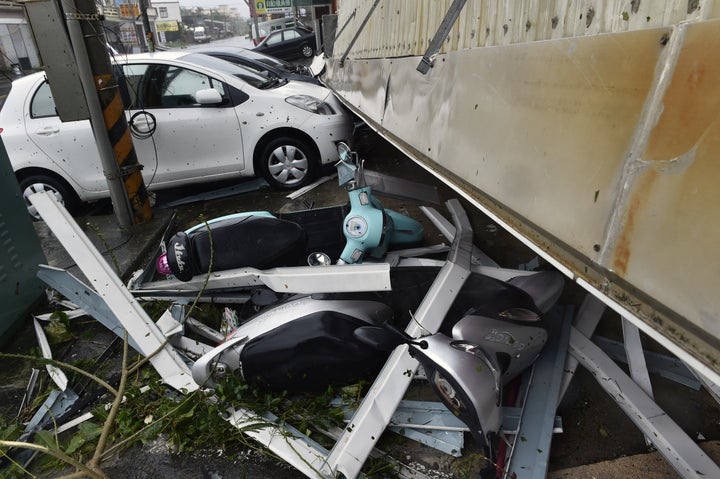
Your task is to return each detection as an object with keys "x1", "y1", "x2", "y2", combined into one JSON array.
[
  {"x1": 194, "y1": 46, "x2": 321, "y2": 85},
  {"x1": 253, "y1": 26, "x2": 316, "y2": 61}
]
